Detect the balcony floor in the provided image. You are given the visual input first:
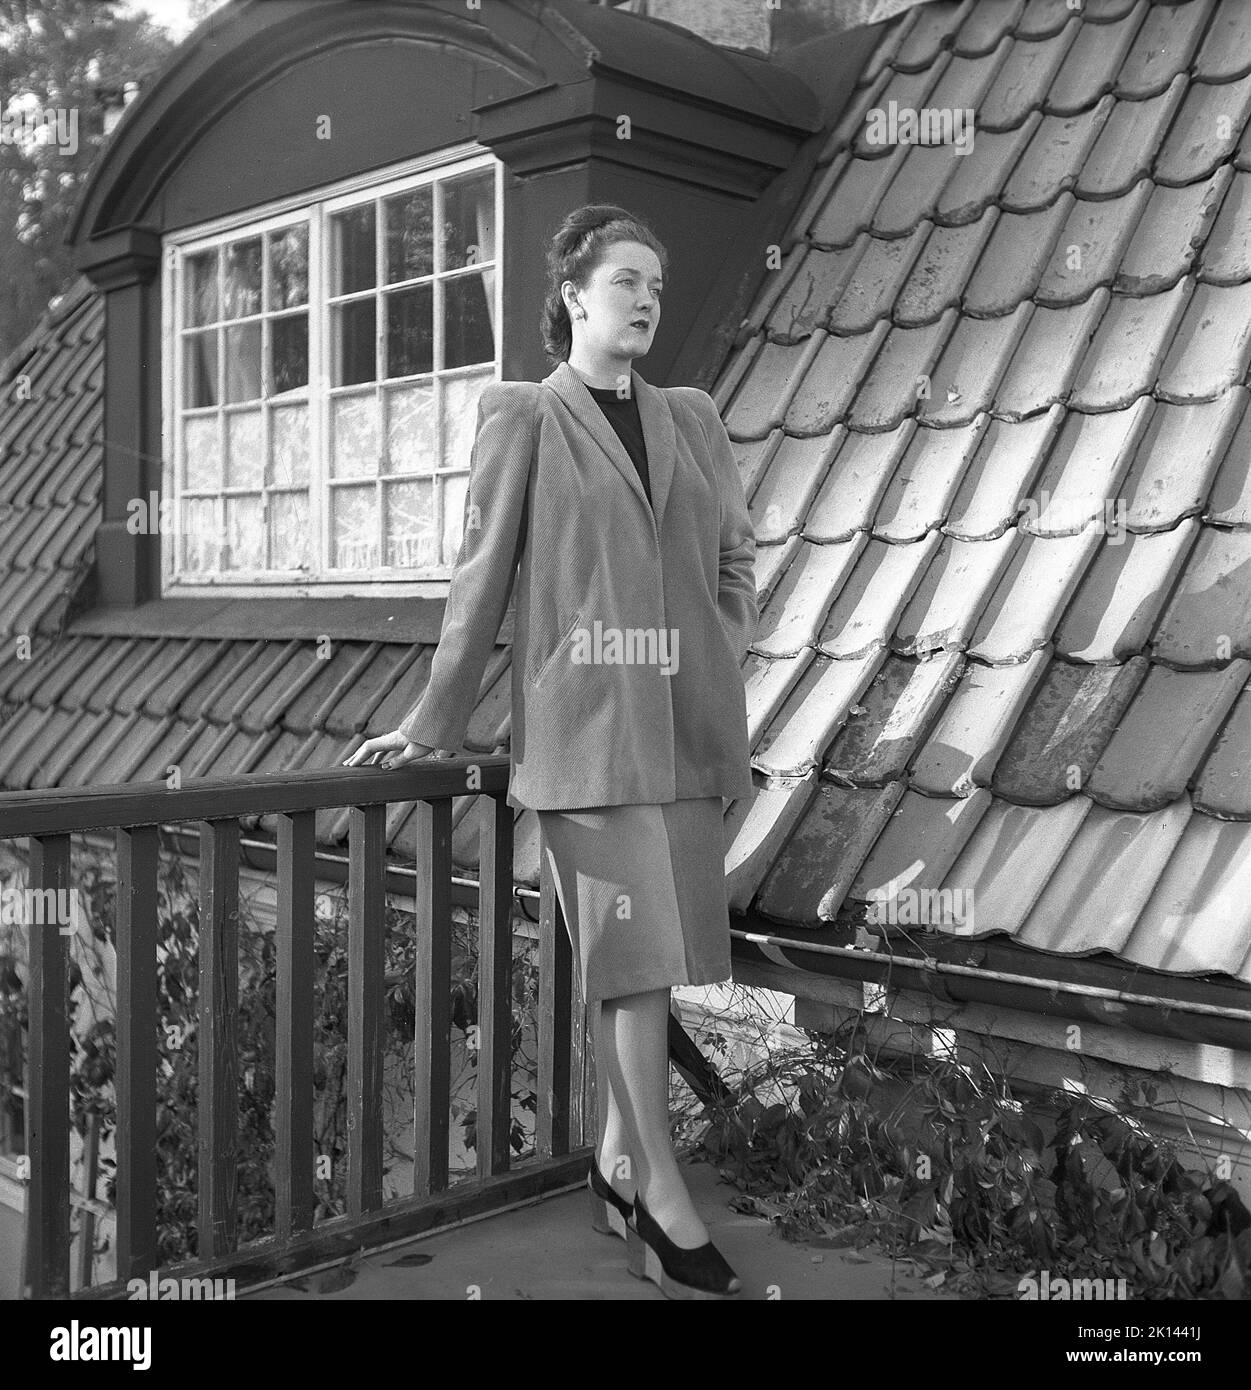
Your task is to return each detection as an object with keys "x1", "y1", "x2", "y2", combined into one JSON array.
[{"x1": 242, "y1": 1157, "x2": 962, "y2": 1301}]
